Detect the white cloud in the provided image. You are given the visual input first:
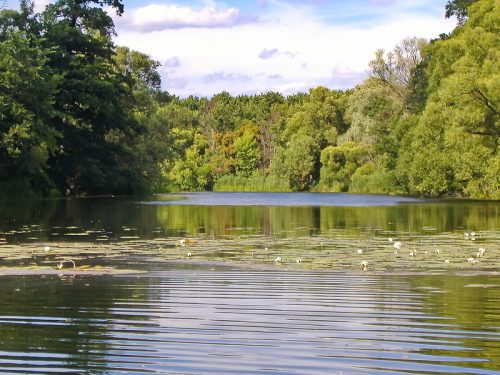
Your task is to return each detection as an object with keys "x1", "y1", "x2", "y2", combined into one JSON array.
[
  {"x1": 114, "y1": 1, "x2": 456, "y2": 97},
  {"x1": 119, "y1": 3, "x2": 253, "y2": 32}
]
